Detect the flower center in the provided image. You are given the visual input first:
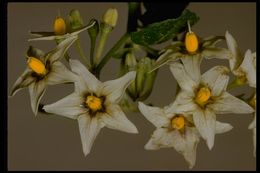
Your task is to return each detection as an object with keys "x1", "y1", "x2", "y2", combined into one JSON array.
[
  {"x1": 185, "y1": 31, "x2": 199, "y2": 54},
  {"x1": 171, "y1": 115, "x2": 185, "y2": 130},
  {"x1": 195, "y1": 87, "x2": 211, "y2": 106},
  {"x1": 236, "y1": 75, "x2": 247, "y2": 85},
  {"x1": 27, "y1": 57, "x2": 47, "y2": 75},
  {"x1": 54, "y1": 17, "x2": 66, "y2": 35},
  {"x1": 85, "y1": 95, "x2": 103, "y2": 112}
]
